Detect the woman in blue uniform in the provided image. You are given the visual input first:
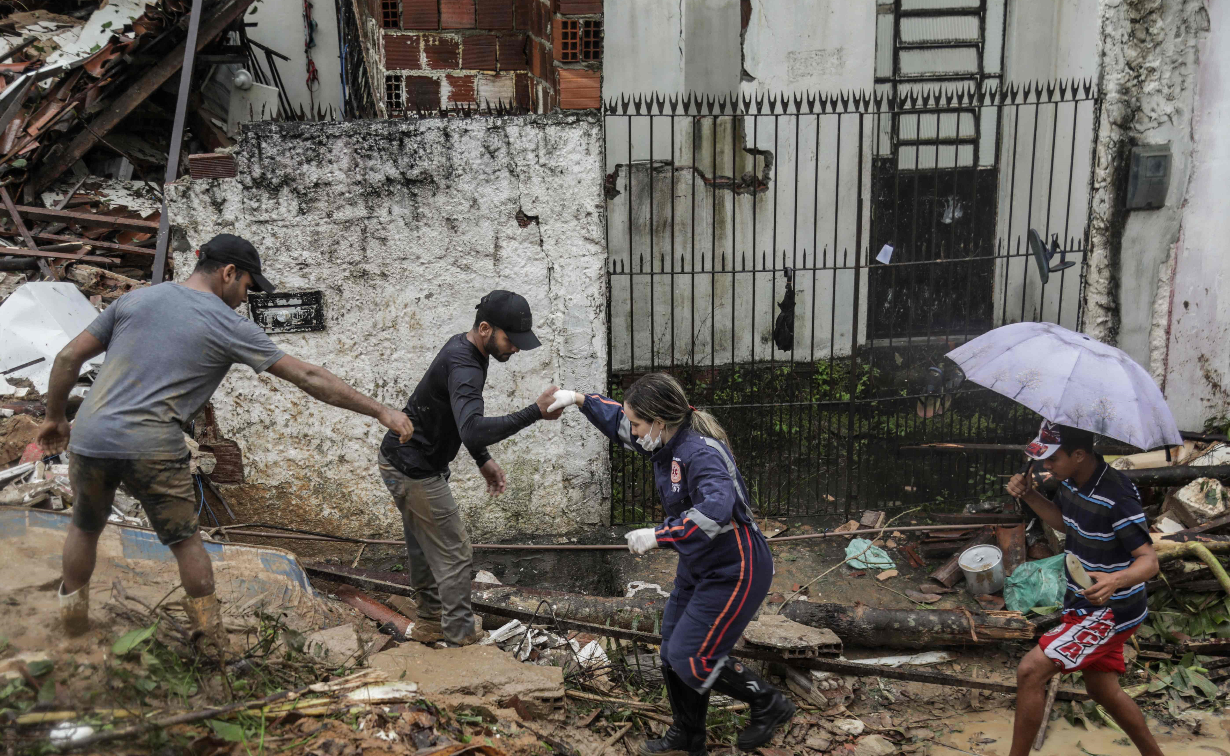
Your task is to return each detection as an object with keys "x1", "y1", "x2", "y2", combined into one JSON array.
[{"x1": 549, "y1": 374, "x2": 794, "y2": 755}]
